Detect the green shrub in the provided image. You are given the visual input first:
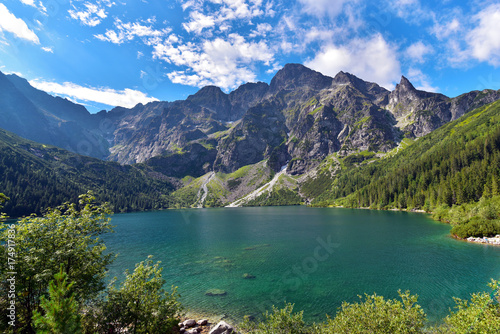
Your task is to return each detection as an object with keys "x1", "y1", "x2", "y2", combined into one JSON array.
[
  {"x1": 240, "y1": 303, "x2": 308, "y2": 334},
  {"x1": 319, "y1": 291, "x2": 426, "y2": 334}
]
